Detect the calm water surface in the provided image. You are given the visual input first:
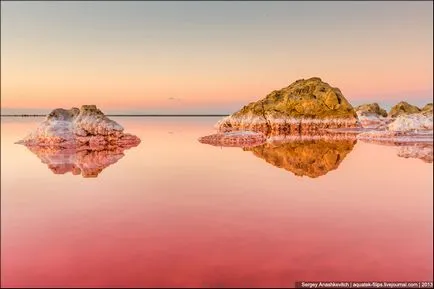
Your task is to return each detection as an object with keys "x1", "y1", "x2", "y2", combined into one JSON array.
[{"x1": 1, "y1": 117, "x2": 433, "y2": 287}]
